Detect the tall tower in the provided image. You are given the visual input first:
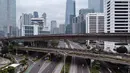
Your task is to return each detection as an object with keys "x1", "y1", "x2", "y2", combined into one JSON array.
[
  {"x1": 65, "y1": 0, "x2": 76, "y2": 25},
  {"x1": 42, "y1": 13, "x2": 47, "y2": 26},
  {"x1": 0, "y1": 0, "x2": 16, "y2": 37},
  {"x1": 88, "y1": 0, "x2": 104, "y2": 12}
]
